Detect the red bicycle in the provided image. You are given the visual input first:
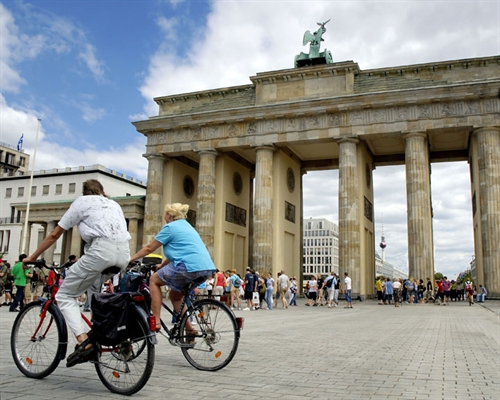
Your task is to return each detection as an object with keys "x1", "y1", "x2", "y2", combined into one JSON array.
[{"x1": 10, "y1": 260, "x2": 156, "y2": 395}]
